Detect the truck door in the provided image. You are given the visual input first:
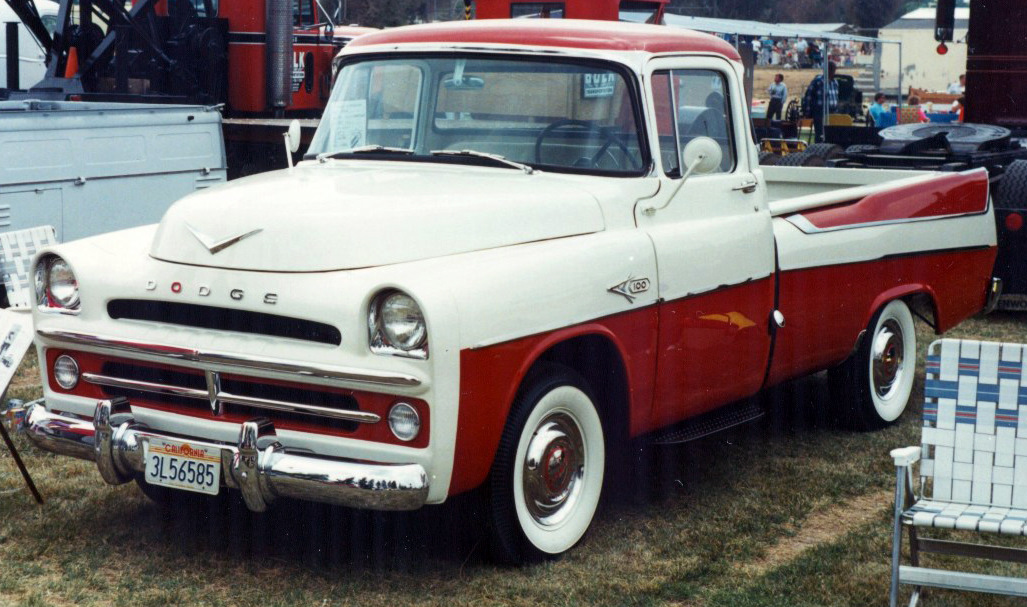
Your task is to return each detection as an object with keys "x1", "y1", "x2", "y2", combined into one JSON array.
[{"x1": 638, "y1": 57, "x2": 776, "y2": 428}]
